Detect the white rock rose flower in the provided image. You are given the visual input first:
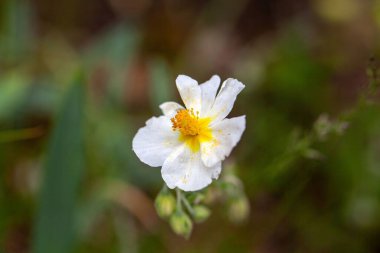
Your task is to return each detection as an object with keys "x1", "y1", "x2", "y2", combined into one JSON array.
[{"x1": 132, "y1": 75, "x2": 246, "y2": 191}]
